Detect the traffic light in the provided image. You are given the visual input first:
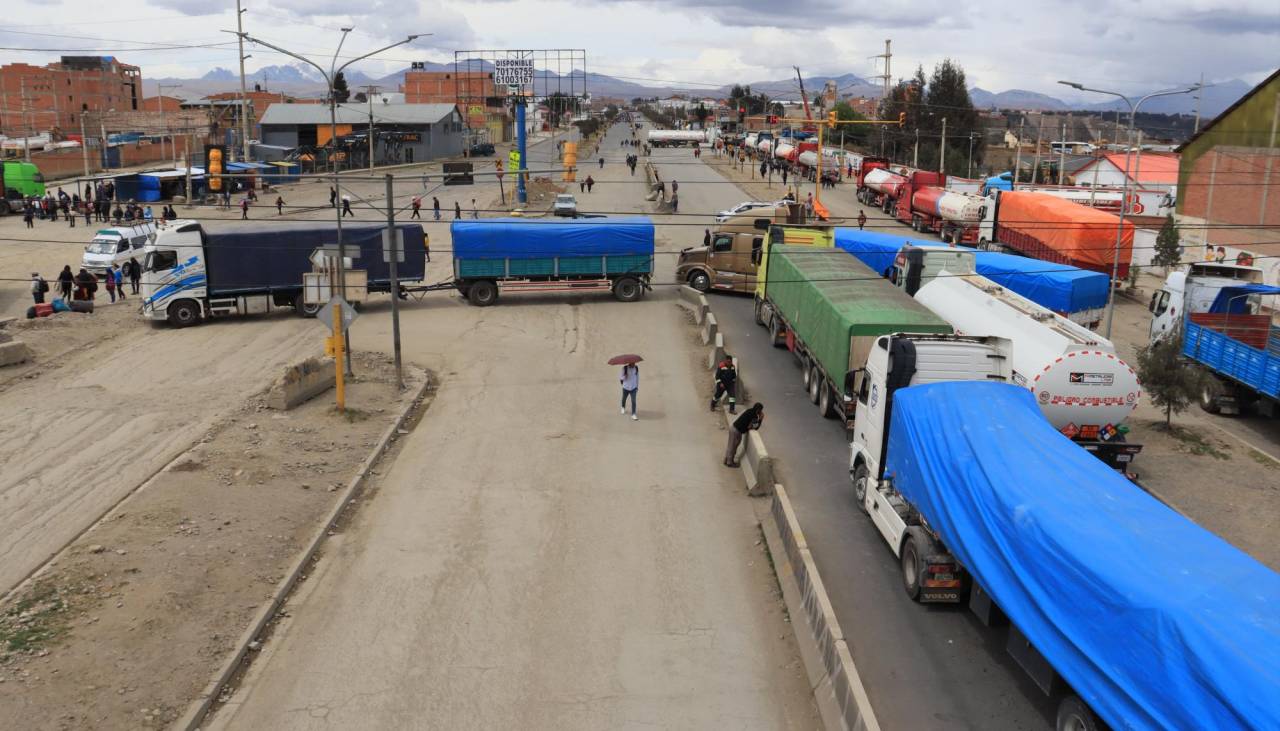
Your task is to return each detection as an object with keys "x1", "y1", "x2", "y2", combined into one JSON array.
[
  {"x1": 898, "y1": 111, "x2": 906, "y2": 127},
  {"x1": 738, "y1": 106, "x2": 745, "y2": 123},
  {"x1": 766, "y1": 115, "x2": 778, "y2": 125}
]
